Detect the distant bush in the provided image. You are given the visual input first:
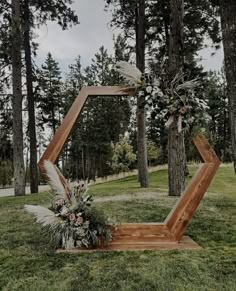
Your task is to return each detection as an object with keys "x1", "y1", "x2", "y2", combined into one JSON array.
[
  {"x1": 111, "y1": 135, "x2": 136, "y2": 174},
  {"x1": 147, "y1": 140, "x2": 160, "y2": 166}
]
